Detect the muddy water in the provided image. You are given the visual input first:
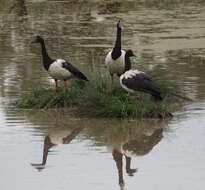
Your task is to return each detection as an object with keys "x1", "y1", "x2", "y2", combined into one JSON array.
[{"x1": 0, "y1": 1, "x2": 205, "y2": 190}]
